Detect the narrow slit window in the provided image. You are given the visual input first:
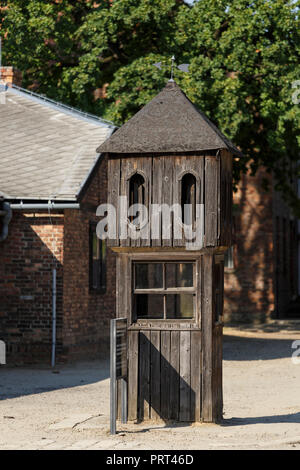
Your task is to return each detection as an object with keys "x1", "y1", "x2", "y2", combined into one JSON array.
[
  {"x1": 89, "y1": 223, "x2": 106, "y2": 293},
  {"x1": 224, "y1": 246, "x2": 234, "y2": 269},
  {"x1": 129, "y1": 173, "x2": 145, "y2": 225},
  {"x1": 181, "y1": 173, "x2": 196, "y2": 226}
]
